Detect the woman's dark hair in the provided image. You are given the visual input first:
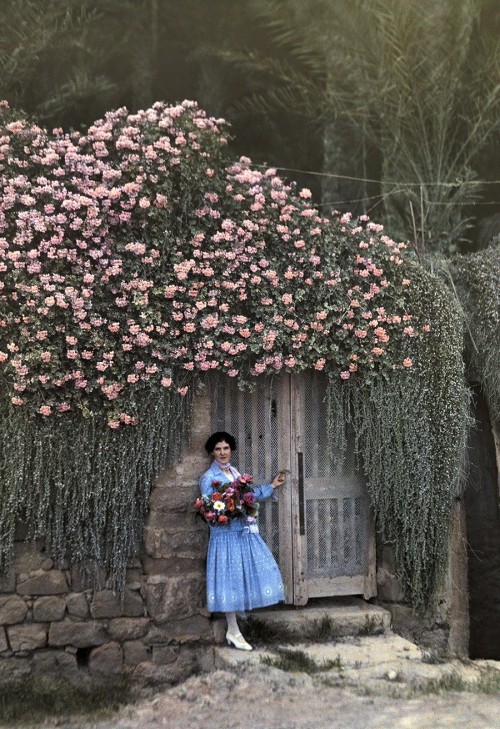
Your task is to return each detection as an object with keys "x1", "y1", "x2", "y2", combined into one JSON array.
[{"x1": 204, "y1": 431, "x2": 237, "y2": 454}]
